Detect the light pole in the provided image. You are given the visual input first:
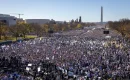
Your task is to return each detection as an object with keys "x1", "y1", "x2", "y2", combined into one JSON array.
[
  {"x1": 0, "y1": 21, "x2": 2, "y2": 40},
  {"x1": 10, "y1": 13, "x2": 24, "y2": 19},
  {"x1": 10, "y1": 13, "x2": 24, "y2": 40}
]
